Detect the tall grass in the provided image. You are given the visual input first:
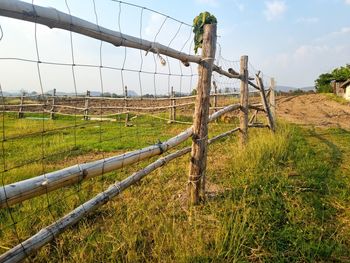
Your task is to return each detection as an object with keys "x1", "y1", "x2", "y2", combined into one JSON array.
[{"x1": 1, "y1": 118, "x2": 350, "y2": 262}]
